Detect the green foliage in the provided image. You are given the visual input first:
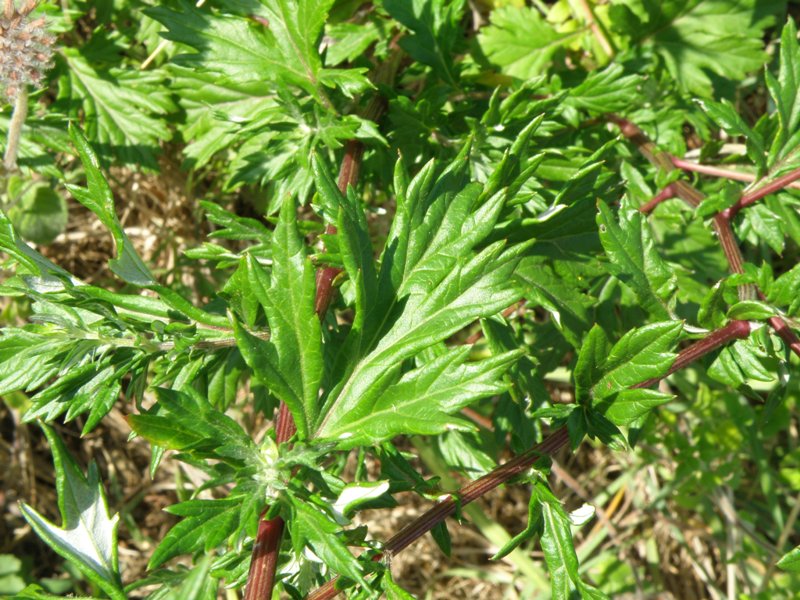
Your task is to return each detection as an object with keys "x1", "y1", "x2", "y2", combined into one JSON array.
[
  {"x1": 478, "y1": 5, "x2": 576, "y2": 79},
  {"x1": 6, "y1": 180, "x2": 67, "y2": 245},
  {"x1": 608, "y1": 0, "x2": 782, "y2": 96},
  {"x1": 2, "y1": 1, "x2": 800, "y2": 598},
  {"x1": 19, "y1": 425, "x2": 124, "y2": 600}
]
